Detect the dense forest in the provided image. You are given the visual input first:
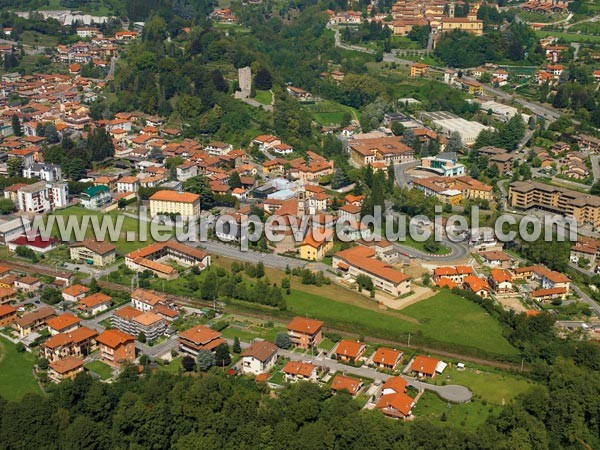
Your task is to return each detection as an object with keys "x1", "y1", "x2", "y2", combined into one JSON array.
[{"x1": 0, "y1": 352, "x2": 598, "y2": 450}]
